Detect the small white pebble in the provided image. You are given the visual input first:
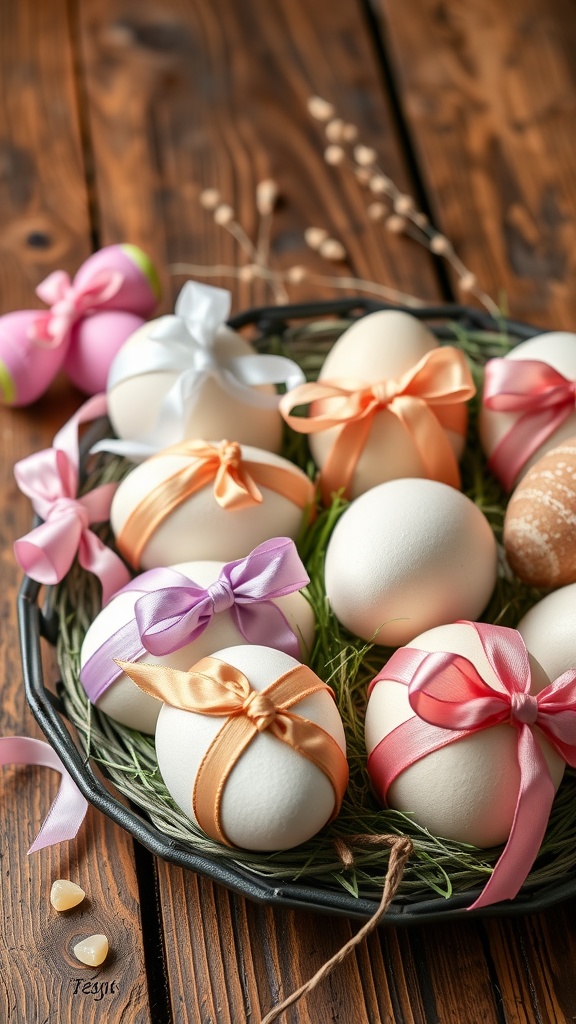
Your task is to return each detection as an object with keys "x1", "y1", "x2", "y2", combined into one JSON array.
[
  {"x1": 73, "y1": 934, "x2": 109, "y2": 968},
  {"x1": 308, "y1": 96, "x2": 335, "y2": 121},
  {"x1": 325, "y1": 118, "x2": 345, "y2": 143},
  {"x1": 354, "y1": 144, "x2": 377, "y2": 167},
  {"x1": 430, "y1": 234, "x2": 452, "y2": 255},
  {"x1": 50, "y1": 879, "x2": 86, "y2": 912},
  {"x1": 256, "y1": 179, "x2": 279, "y2": 215},
  {"x1": 394, "y1": 194, "x2": 415, "y2": 216},
  {"x1": 199, "y1": 188, "x2": 221, "y2": 210},
  {"x1": 286, "y1": 265, "x2": 307, "y2": 284},
  {"x1": 319, "y1": 238, "x2": 346, "y2": 261},
  {"x1": 214, "y1": 204, "x2": 235, "y2": 226},
  {"x1": 304, "y1": 226, "x2": 328, "y2": 250},
  {"x1": 324, "y1": 145, "x2": 345, "y2": 166}
]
